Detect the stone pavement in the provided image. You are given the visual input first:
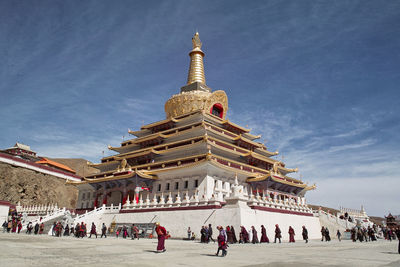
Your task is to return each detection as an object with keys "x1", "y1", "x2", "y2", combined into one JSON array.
[{"x1": 0, "y1": 233, "x2": 399, "y2": 267}]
